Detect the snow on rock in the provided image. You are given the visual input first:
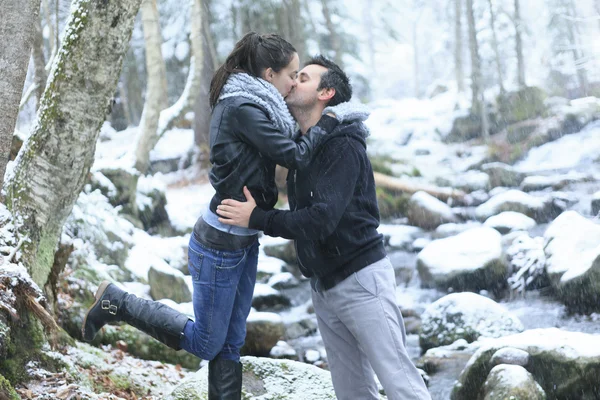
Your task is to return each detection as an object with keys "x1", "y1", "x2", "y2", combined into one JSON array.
[
  {"x1": 270, "y1": 340, "x2": 298, "y2": 359},
  {"x1": 433, "y1": 221, "x2": 482, "y2": 239},
  {"x1": 451, "y1": 328, "x2": 600, "y2": 400},
  {"x1": 516, "y1": 119, "x2": 600, "y2": 173},
  {"x1": 407, "y1": 191, "x2": 458, "y2": 230},
  {"x1": 419, "y1": 292, "x2": 524, "y2": 351},
  {"x1": 591, "y1": 190, "x2": 600, "y2": 216},
  {"x1": 164, "y1": 182, "x2": 215, "y2": 232},
  {"x1": 474, "y1": 190, "x2": 549, "y2": 222},
  {"x1": 268, "y1": 272, "x2": 300, "y2": 289},
  {"x1": 167, "y1": 356, "x2": 350, "y2": 400},
  {"x1": 519, "y1": 171, "x2": 592, "y2": 192},
  {"x1": 417, "y1": 227, "x2": 508, "y2": 292},
  {"x1": 481, "y1": 364, "x2": 546, "y2": 400},
  {"x1": 489, "y1": 347, "x2": 530, "y2": 367},
  {"x1": 252, "y1": 283, "x2": 291, "y2": 311},
  {"x1": 543, "y1": 211, "x2": 600, "y2": 312},
  {"x1": 435, "y1": 170, "x2": 490, "y2": 193},
  {"x1": 505, "y1": 234, "x2": 546, "y2": 293},
  {"x1": 379, "y1": 223, "x2": 425, "y2": 250},
  {"x1": 483, "y1": 211, "x2": 536, "y2": 234},
  {"x1": 481, "y1": 162, "x2": 525, "y2": 188}
]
